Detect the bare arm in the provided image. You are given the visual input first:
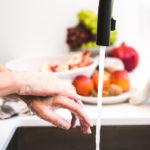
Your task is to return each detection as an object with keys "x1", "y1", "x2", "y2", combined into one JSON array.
[
  {"x1": 0, "y1": 65, "x2": 92, "y2": 134},
  {"x1": 0, "y1": 72, "x2": 18, "y2": 97}
]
